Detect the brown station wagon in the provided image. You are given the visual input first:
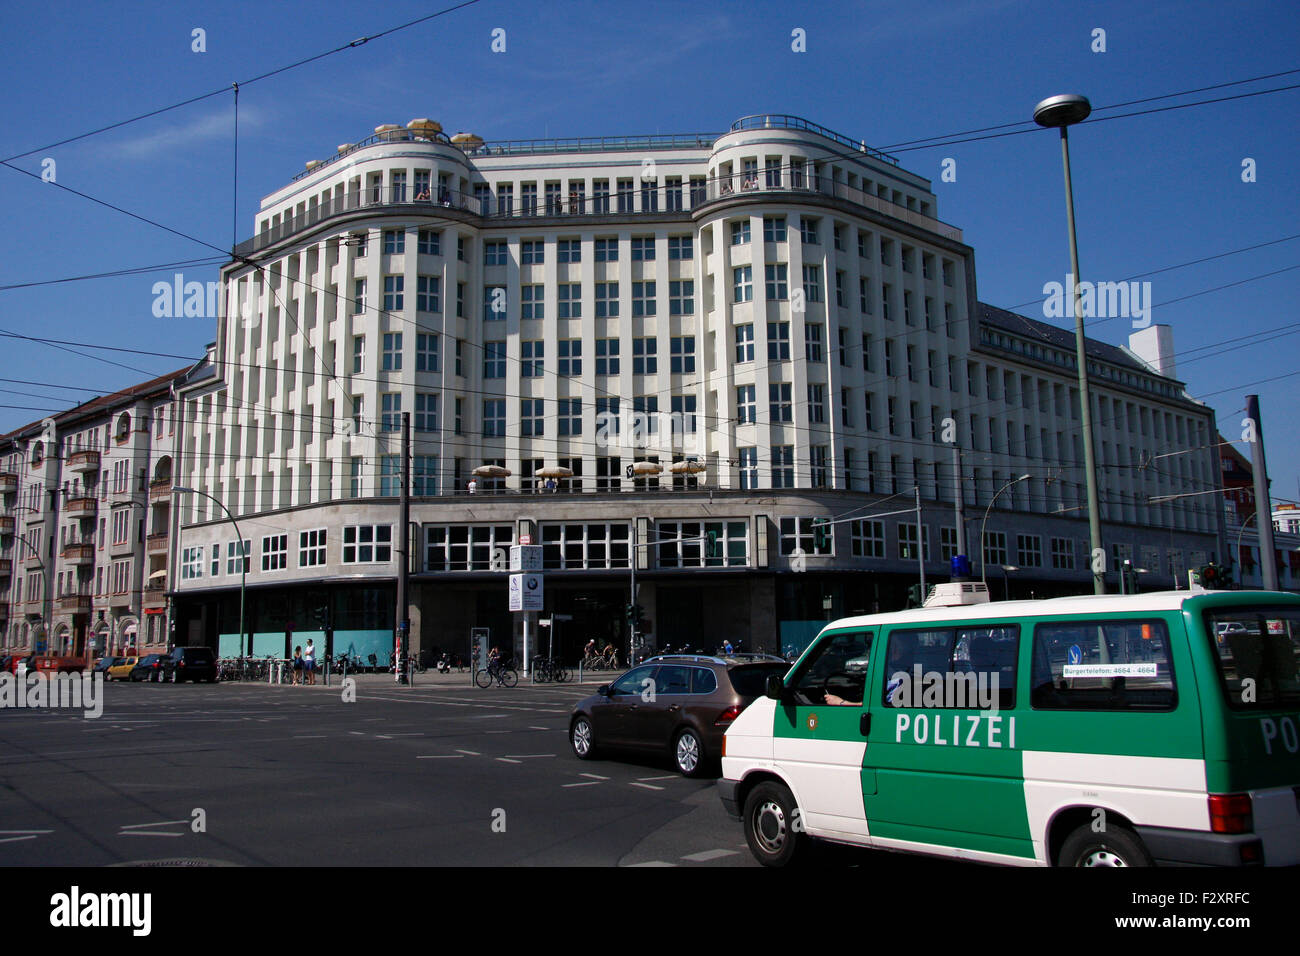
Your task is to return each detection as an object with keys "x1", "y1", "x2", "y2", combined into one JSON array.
[{"x1": 569, "y1": 654, "x2": 790, "y2": 776}]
